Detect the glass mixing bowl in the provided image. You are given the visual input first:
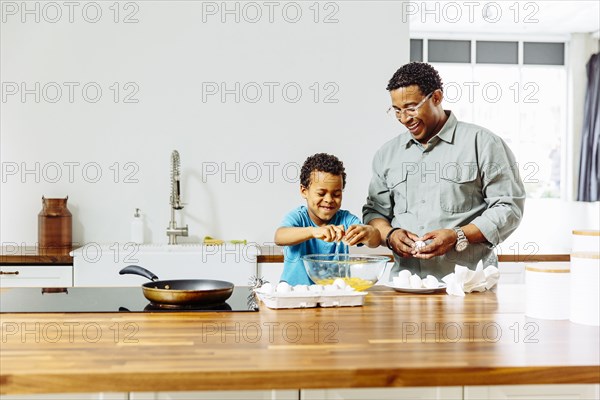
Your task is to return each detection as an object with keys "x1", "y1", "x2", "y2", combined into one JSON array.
[{"x1": 302, "y1": 254, "x2": 389, "y2": 291}]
